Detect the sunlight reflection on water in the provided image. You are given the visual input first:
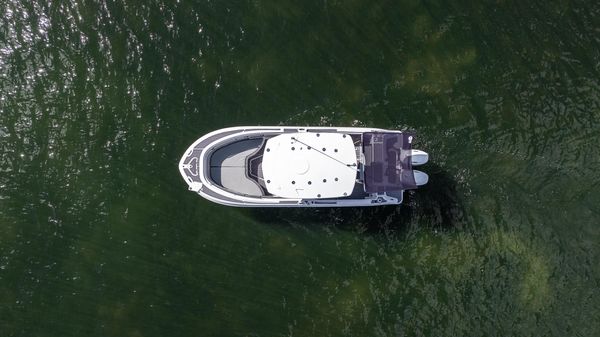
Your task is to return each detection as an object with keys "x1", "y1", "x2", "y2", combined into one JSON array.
[{"x1": 0, "y1": 0, "x2": 599, "y2": 336}]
